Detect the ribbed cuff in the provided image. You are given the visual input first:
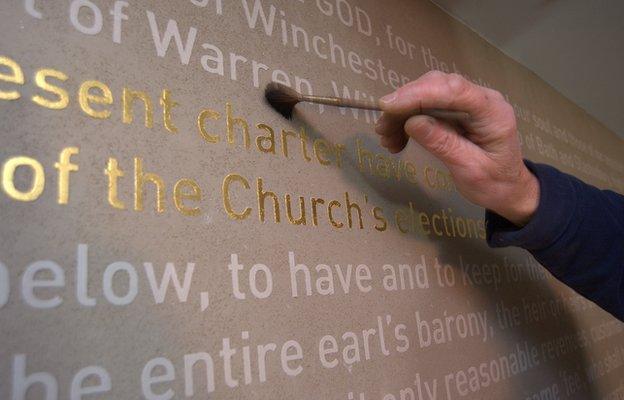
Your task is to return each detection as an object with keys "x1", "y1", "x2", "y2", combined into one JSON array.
[{"x1": 486, "y1": 160, "x2": 578, "y2": 250}]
